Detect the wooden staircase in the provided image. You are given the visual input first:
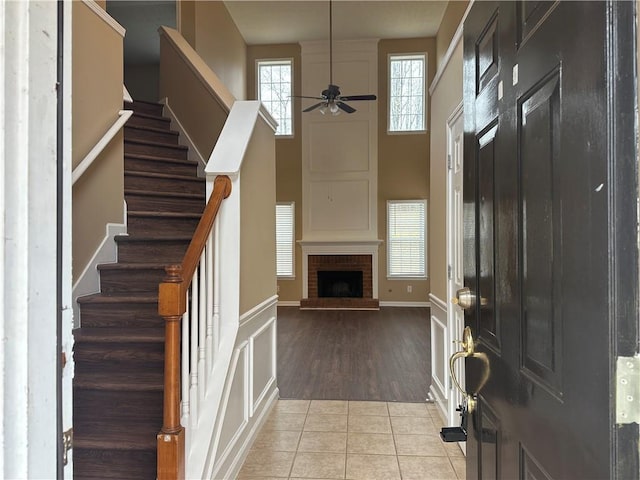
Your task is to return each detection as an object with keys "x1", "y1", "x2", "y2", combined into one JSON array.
[{"x1": 73, "y1": 100, "x2": 205, "y2": 479}]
